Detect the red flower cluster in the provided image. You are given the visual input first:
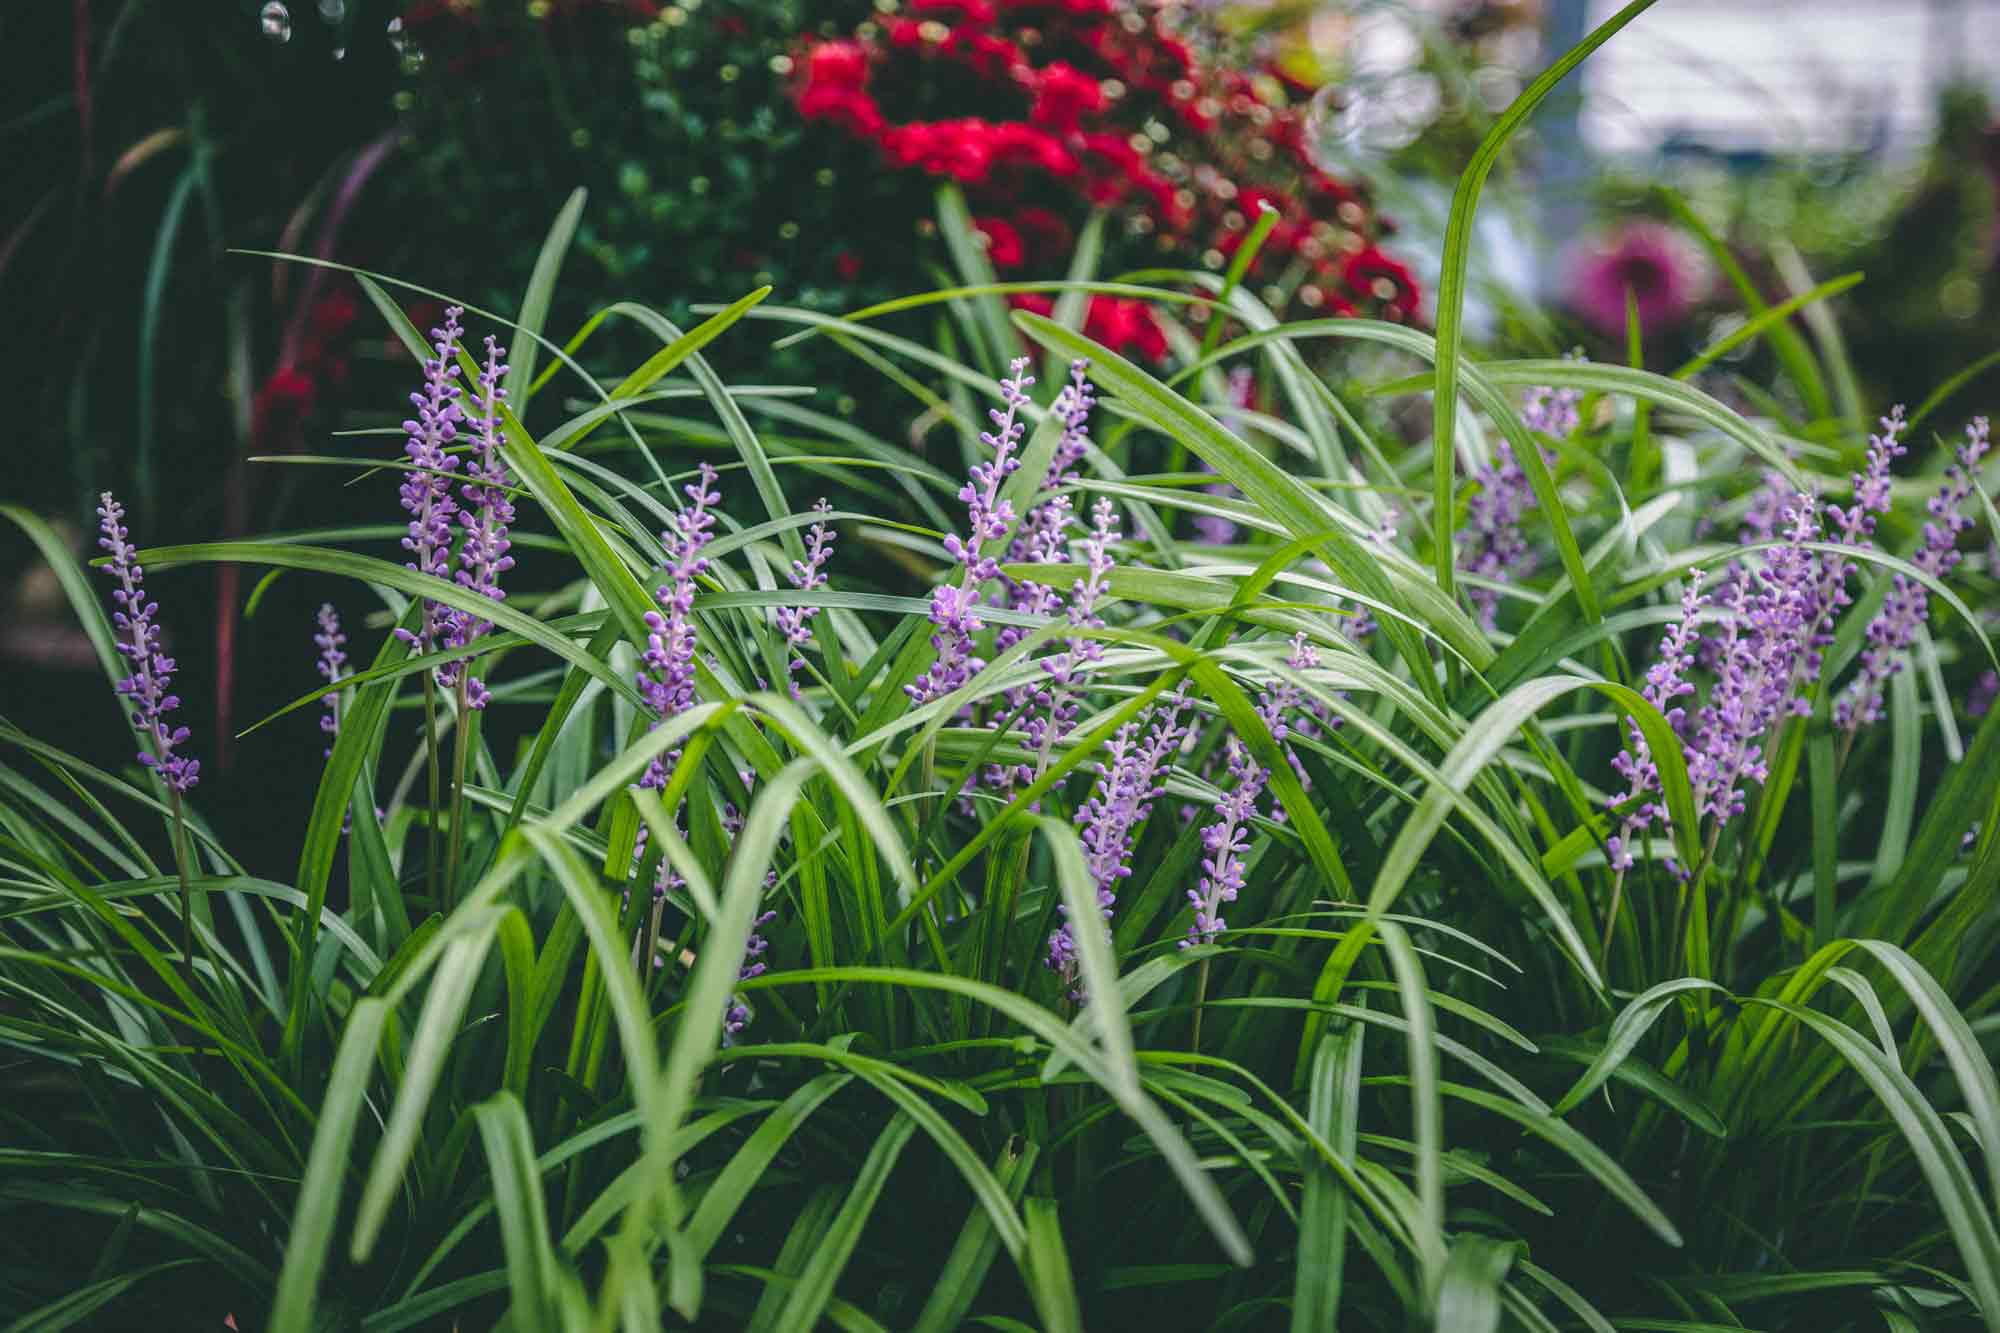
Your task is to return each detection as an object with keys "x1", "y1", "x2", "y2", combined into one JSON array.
[
  {"x1": 790, "y1": 0, "x2": 1419, "y2": 342},
  {"x1": 253, "y1": 289, "x2": 358, "y2": 449}
]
